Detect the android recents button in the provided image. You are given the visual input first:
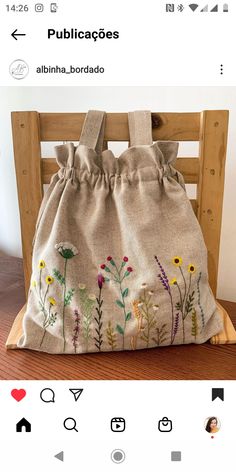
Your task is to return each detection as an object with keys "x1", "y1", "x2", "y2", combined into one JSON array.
[
  {"x1": 171, "y1": 451, "x2": 182, "y2": 461},
  {"x1": 111, "y1": 449, "x2": 126, "y2": 463}
]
